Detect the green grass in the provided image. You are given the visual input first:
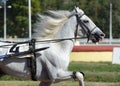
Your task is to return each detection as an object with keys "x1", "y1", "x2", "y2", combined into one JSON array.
[
  {"x1": 69, "y1": 61, "x2": 120, "y2": 82},
  {"x1": 69, "y1": 62, "x2": 120, "y2": 72}
]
